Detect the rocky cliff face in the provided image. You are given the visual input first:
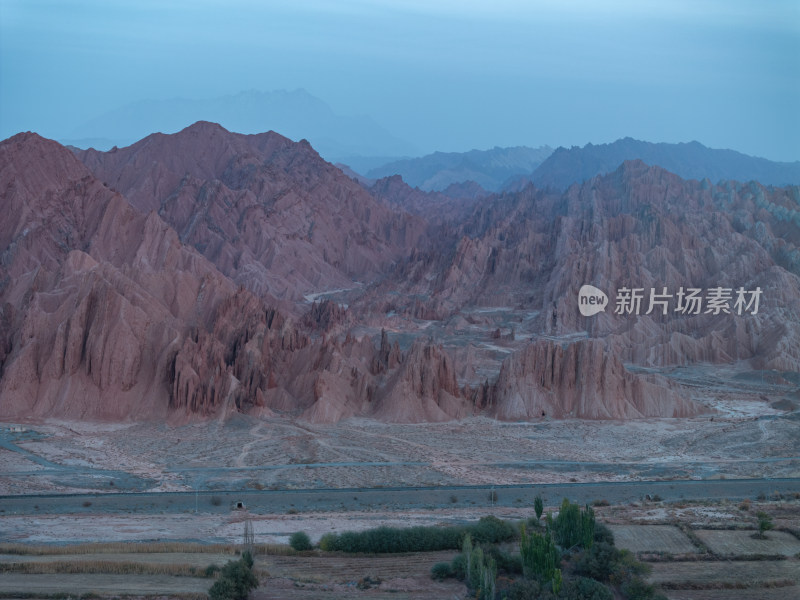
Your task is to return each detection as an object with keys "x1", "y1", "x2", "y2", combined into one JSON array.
[
  {"x1": 3, "y1": 126, "x2": 797, "y2": 424},
  {"x1": 368, "y1": 174, "x2": 481, "y2": 224},
  {"x1": 0, "y1": 132, "x2": 469, "y2": 424},
  {"x1": 76, "y1": 122, "x2": 426, "y2": 301},
  {"x1": 370, "y1": 161, "x2": 800, "y2": 373},
  {"x1": 490, "y1": 339, "x2": 697, "y2": 420},
  {"x1": 0, "y1": 133, "x2": 235, "y2": 419},
  {"x1": 542, "y1": 161, "x2": 800, "y2": 371},
  {"x1": 371, "y1": 339, "x2": 469, "y2": 423}
]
